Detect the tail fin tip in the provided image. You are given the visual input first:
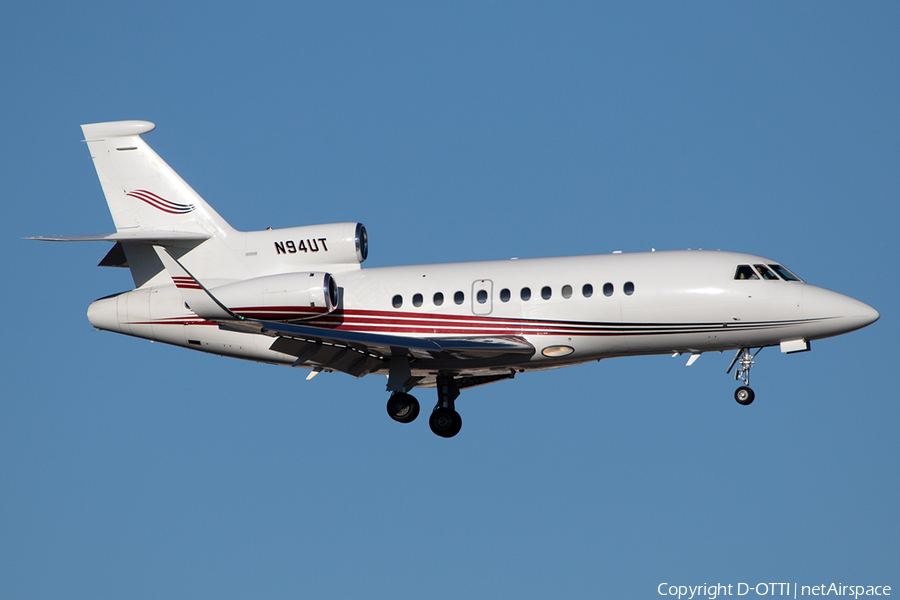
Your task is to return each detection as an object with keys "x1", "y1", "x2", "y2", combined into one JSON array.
[{"x1": 81, "y1": 120, "x2": 156, "y2": 140}]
